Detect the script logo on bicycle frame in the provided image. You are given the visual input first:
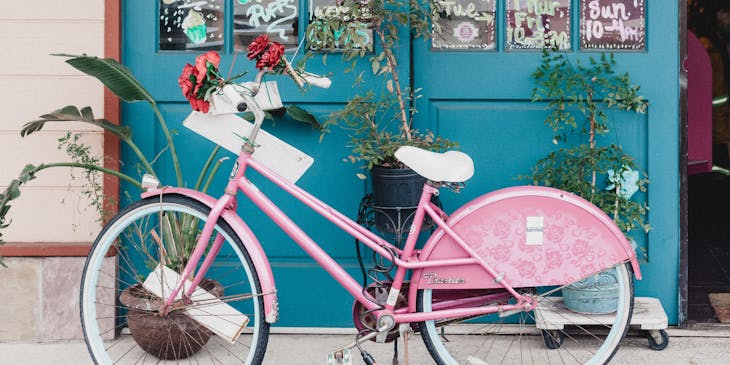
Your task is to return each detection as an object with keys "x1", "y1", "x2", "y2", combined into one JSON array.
[
  {"x1": 230, "y1": 161, "x2": 240, "y2": 180},
  {"x1": 424, "y1": 272, "x2": 465, "y2": 285}
]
